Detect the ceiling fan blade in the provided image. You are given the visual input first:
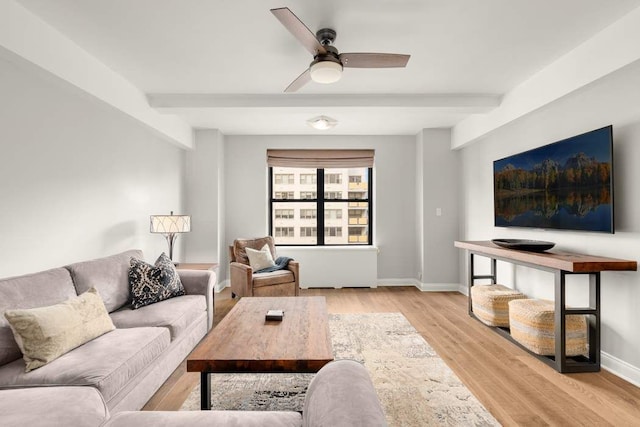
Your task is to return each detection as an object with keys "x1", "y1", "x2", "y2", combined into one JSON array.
[
  {"x1": 284, "y1": 69, "x2": 312, "y2": 93},
  {"x1": 271, "y1": 7, "x2": 326, "y2": 56},
  {"x1": 339, "y1": 53, "x2": 410, "y2": 68}
]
